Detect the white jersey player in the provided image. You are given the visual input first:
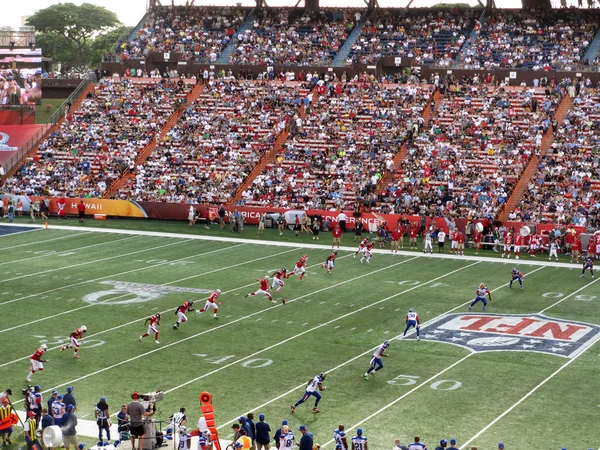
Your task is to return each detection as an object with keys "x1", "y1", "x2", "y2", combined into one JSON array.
[
  {"x1": 423, "y1": 231, "x2": 433, "y2": 254},
  {"x1": 279, "y1": 426, "x2": 294, "y2": 450},
  {"x1": 549, "y1": 239, "x2": 559, "y2": 261}
]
